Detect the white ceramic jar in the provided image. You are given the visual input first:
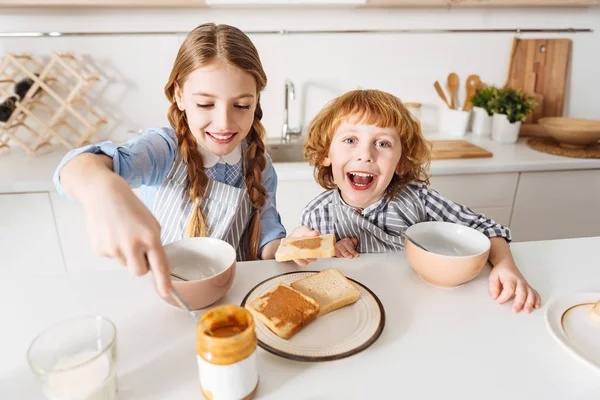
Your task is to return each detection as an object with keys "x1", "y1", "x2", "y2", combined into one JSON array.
[
  {"x1": 439, "y1": 107, "x2": 471, "y2": 137},
  {"x1": 471, "y1": 106, "x2": 493, "y2": 137},
  {"x1": 491, "y1": 113, "x2": 521, "y2": 144}
]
